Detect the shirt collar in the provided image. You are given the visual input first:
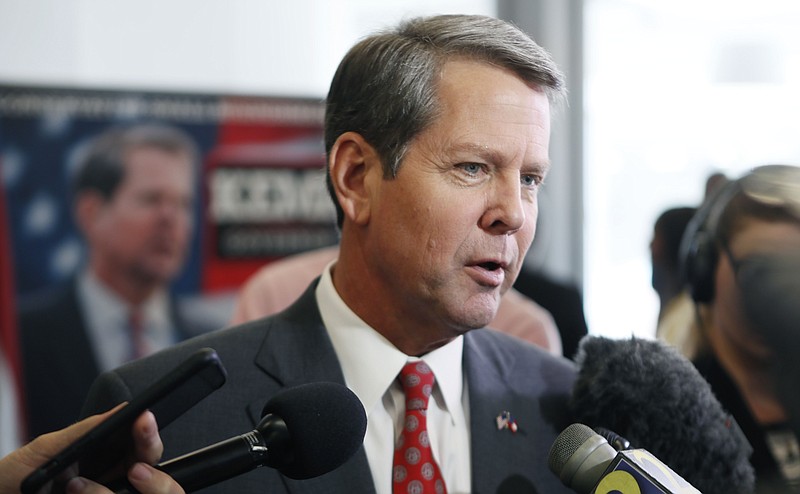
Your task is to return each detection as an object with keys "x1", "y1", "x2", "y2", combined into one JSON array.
[
  {"x1": 416, "y1": 335, "x2": 464, "y2": 425},
  {"x1": 315, "y1": 262, "x2": 464, "y2": 423},
  {"x1": 79, "y1": 269, "x2": 172, "y2": 328}
]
